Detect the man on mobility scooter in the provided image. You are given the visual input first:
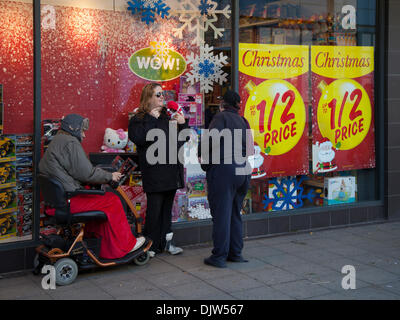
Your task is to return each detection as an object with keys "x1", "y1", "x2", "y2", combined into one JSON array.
[{"x1": 35, "y1": 114, "x2": 152, "y2": 286}]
